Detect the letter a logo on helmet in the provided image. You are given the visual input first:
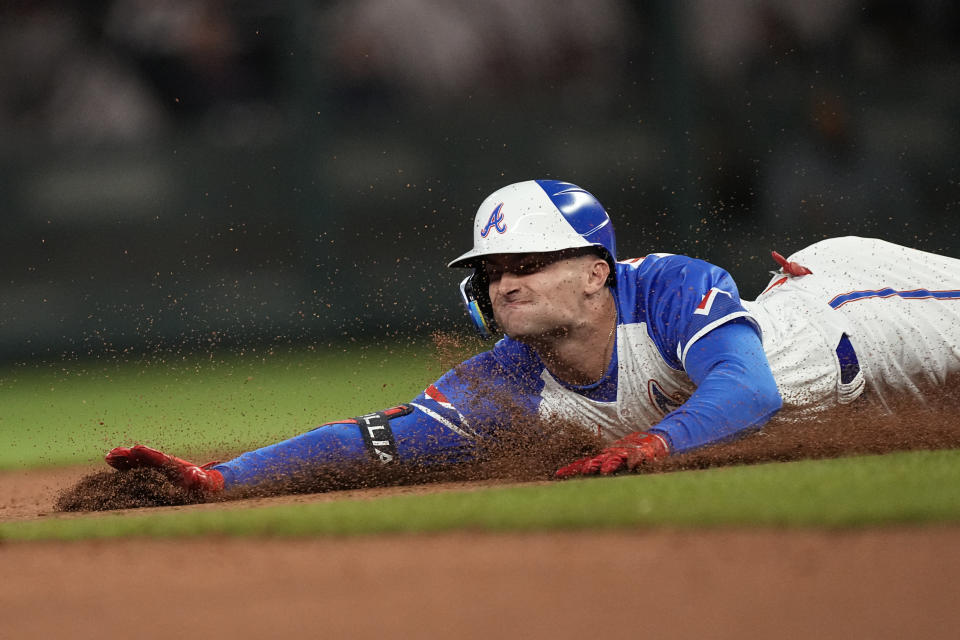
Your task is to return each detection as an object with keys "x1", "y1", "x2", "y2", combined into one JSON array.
[{"x1": 480, "y1": 203, "x2": 507, "y2": 238}]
